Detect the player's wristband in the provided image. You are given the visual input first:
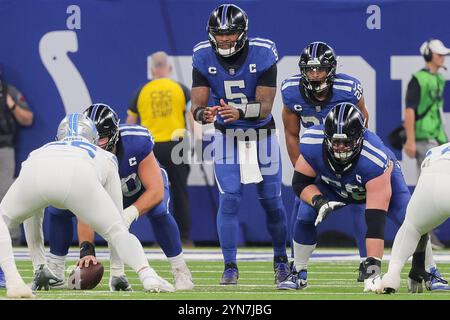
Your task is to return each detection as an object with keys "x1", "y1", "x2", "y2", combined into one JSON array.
[
  {"x1": 238, "y1": 102, "x2": 261, "y2": 121},
  {"x1": 9, "y1": 103, "x2": 17, "y2": 112},
  {"x1": 311, "y1": 194, "x2": 328, "y2": 213},
  {"x1": 80, "y1": 241, "x2": 96, "y2": 258},
  {"x1": 193, "y1": 106, "x2": 207, "y2": 124}
]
